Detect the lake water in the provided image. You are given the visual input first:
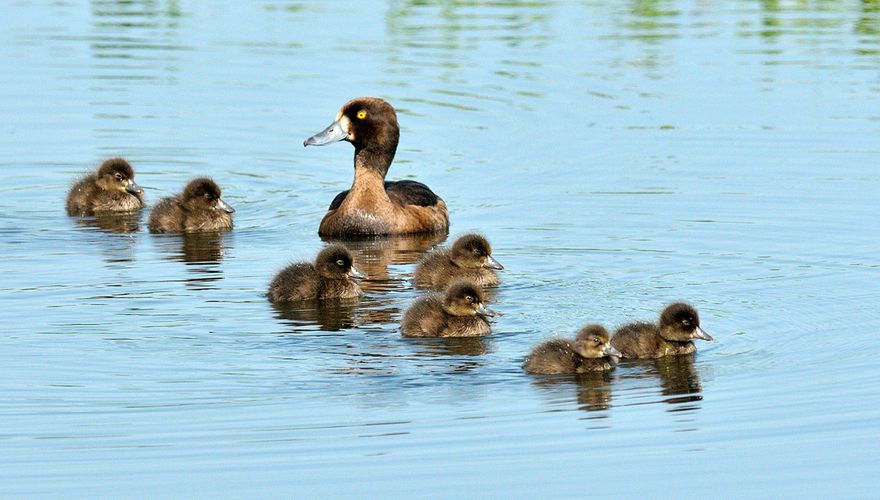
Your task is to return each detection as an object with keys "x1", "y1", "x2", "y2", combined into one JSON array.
[{"x1": 2, "y1": 0, "x2": 879, "y2": 497}]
